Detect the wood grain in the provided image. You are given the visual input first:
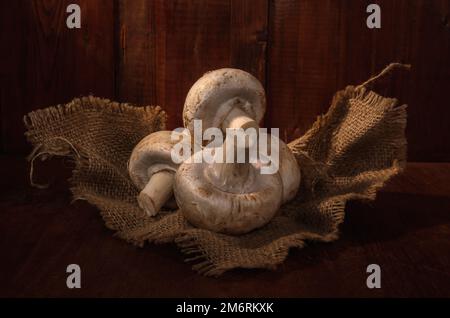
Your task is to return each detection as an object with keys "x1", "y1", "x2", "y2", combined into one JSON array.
[
  {"x1": 267, "y1": 0, "x2": 341, "y2": 142},
  {"x1": 116, "y1": 0, "x2": 159, "y2": 108},
  {"x1": 371, "y1": 0, "x2": 450, "y2": 161},
  {"x1": 0, "y1": 0, "x2": 115, "y2": 154},
  {"x1": 117, "y1": 0, "x2": 268, "y2": 130},
  {"x1": 1, "y1": 0, "x2": 449, "y2": 161},
  {"x1": 267, "y1": 0, "x2": 450, "y2": 160}
]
